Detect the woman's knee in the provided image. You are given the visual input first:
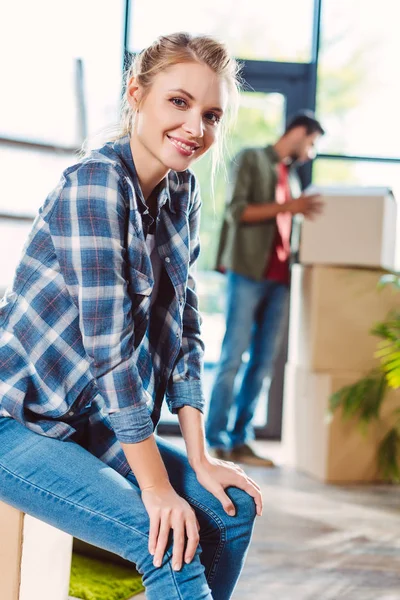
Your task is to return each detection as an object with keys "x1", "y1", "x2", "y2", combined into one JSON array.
[
  {"x1": 213, "y1": 487, "x2": 256, "y2": 553},
  {"x1": 137, "y1": 545, "x2": 211, "y2": 600},
  {"x1": 229, "y1": 487, "x2": 257, "y2": 524},
  {"x1": 210, "y1": 487, "x2": 257, "y2": 544}
]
